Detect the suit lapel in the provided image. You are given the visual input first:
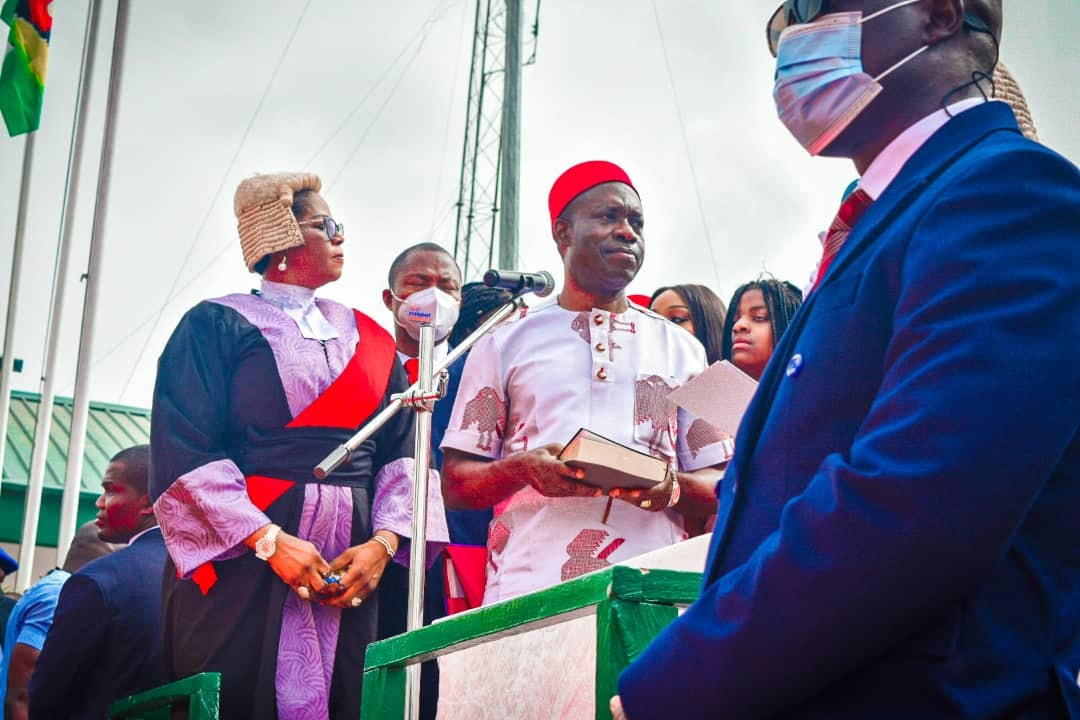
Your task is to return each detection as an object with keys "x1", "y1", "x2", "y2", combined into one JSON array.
[
  {"x1": 815, "y1": 102, "x2": 1020, "y2": 297},
  {"x1": 706, "y1": 103, "x2": 1021, "y2": 580}
]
